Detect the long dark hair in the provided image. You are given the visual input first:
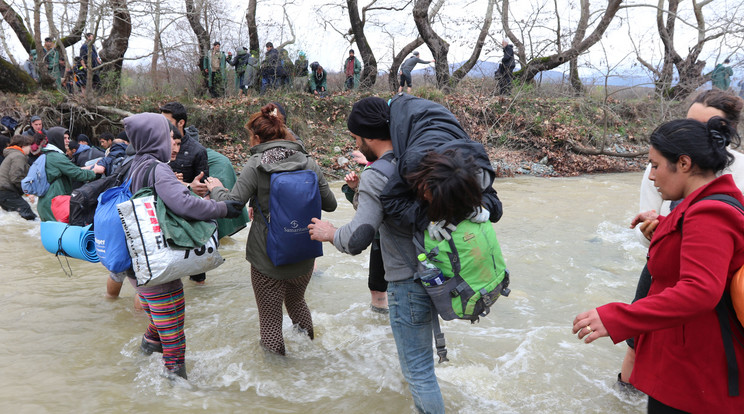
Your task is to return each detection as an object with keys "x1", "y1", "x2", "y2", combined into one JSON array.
[
  {"x1": 650, "y1": 117, "x2": 739, "y2": 173},
  {"x1": 406, "y1": 149, "x2": 483, "y2": 224}
]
